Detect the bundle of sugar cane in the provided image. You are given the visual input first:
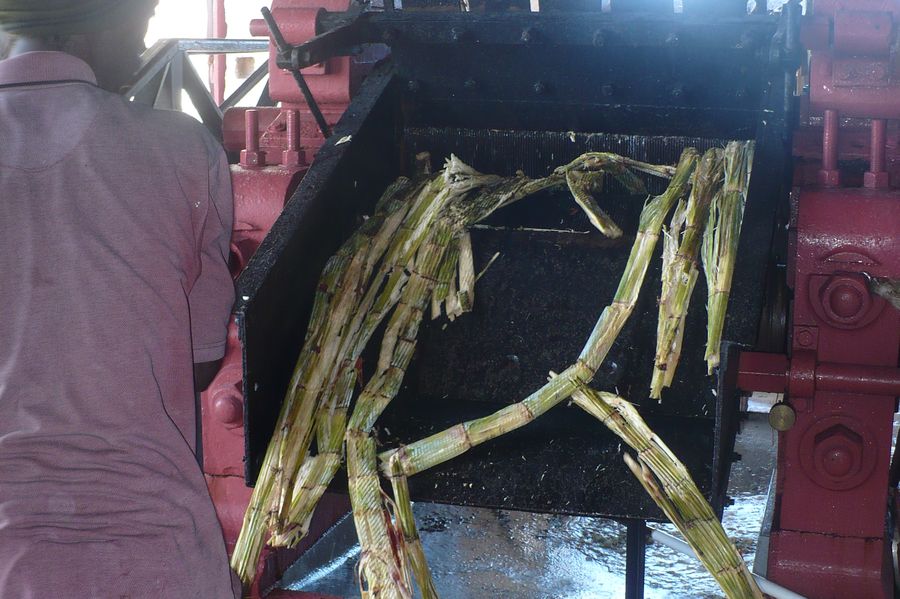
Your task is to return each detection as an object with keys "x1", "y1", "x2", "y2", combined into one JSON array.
[
  {"x1": 569, "y1": 382, "x2": 762, "y2": 599},
  {"x1": 246, "y1": 170, "x2": 473, "y2": 561},
  {"x1": 380, "y1": 148, "x2": 698, "y2": 480},
  {"x1": 231, "y1": 177, "x2": 423, "y2": 578},
  {"x1": 233, "y1": 151, "x2": 666, "y2": 585},
  {"x1": 650, "y1": 148, "x2": 725, "y2": 399},
  {"x1": 702, "y1": 141, "x2": 754, "y2": 374},
  {"x1": 342, "y1": 154, "x2": 664, "y2": 595}
]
